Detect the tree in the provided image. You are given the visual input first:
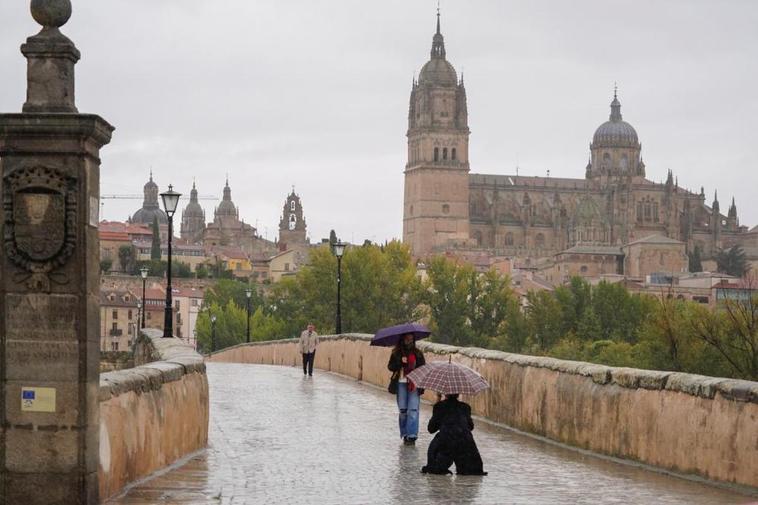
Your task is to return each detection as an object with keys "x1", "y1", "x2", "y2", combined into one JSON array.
[
  {"x1": 195, "y1": 264, "x2": 209, "y2": 279},
  {"x1": 524, "y1": 290, "x2": 563, "y2": 352},
  {"x1": 689, "y1": 276, "x2": 758, "y2": 380},
  {"x1": 100, "y1": 258, "x2": 113, "y2": 274},
  {"x1": 329, "y1": 229, "x2": 338, "y2": 246},
  {"x1": 688, "y1": 245, "x2": 703, "y2": 273},
  {"x1": 172, "y1": 261, "x2": 192, "y2": 278},
  {"x1": 716, "y1": 245, "x2": 750, "y2": 277},
  {"x1": 118, "y1": 245, "x2": 136, "y2": 273},
  {"x1": 424, "y1": 256, "x2": 474, "y2": 346},
  {"x1": 150, "y1": 216, "x2": 161, "y2": 260}
]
